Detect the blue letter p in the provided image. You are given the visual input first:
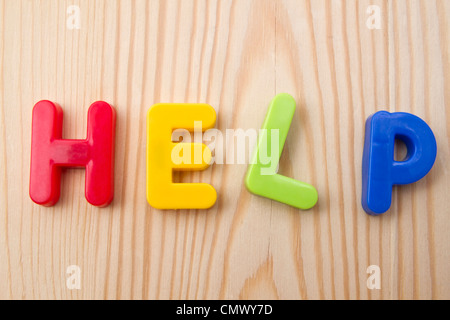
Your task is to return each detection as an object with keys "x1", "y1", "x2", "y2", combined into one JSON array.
[{"x1": 362, "y1": 111, "x2": 437, "y2": 216}]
